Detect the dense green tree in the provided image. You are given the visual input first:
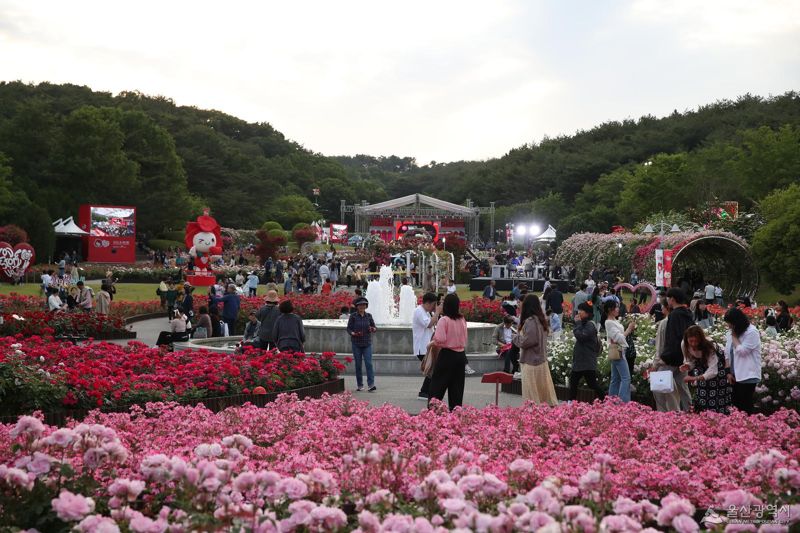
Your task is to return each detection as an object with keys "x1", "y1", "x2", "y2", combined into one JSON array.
[
  {"x1": 752, "y1": 184, "x2": 800, "y2": 293},
  {"x1": 268, "y1": 195, "x2": 320, "y2": 228}
]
